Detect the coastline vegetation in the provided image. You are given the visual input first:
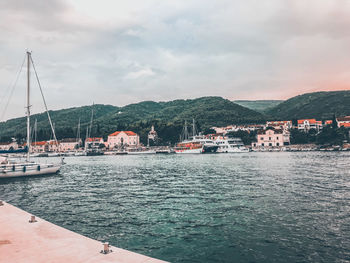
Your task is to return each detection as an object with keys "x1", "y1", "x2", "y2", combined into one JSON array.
[{"x1": 0, "y1": 91, "x2": 349, "y2": 146}]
